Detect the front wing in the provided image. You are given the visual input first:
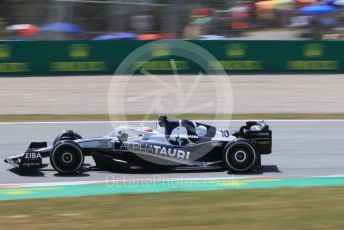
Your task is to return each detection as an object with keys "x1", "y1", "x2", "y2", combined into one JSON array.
[{"x1": 4, "y1": 142, "x2": 50, "y2": 169}]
